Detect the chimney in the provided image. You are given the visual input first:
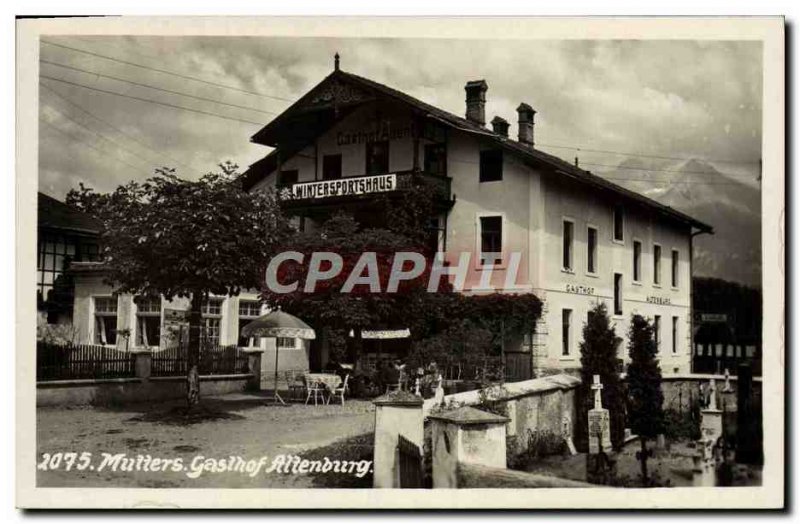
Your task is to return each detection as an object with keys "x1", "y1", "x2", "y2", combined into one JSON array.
[
  {"x1": 517, "y1": 103, "x2": 536, "y2": 146},
  {"x1": 464, "y1": 80, "x2": 488, "y2": 126},
  {"x1": 491, "y1": 116, "x2": 509, "y2": 137}
]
